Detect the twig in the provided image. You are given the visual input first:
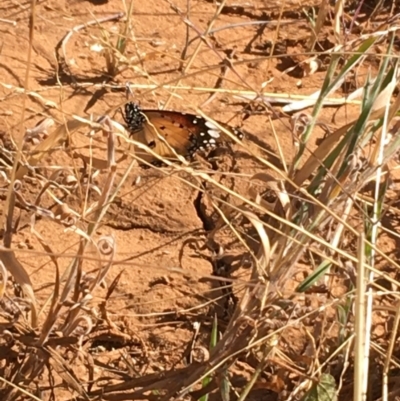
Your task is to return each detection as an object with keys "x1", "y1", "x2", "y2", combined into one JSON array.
[
  {"x1": 164, "y1": 0, "x2": 228, "y2": 109},
  {"x1": 56, "y1": 12, "x2": 124, "y2": 80},
  {"x1": 0, "y1": 18, "x2": 17, "y2": 26},
  {"x1": 200, "y1": 49, "x2": 236, "y2": 107},
  {"x1": 0, "y1": 0, "x2": 38, "y2": 334},
  {"x1": 179, "y1": 0, "x2": 192, "y2": 70}
]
